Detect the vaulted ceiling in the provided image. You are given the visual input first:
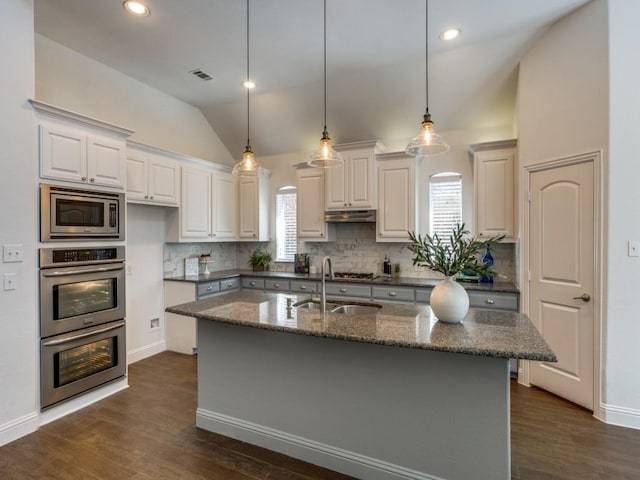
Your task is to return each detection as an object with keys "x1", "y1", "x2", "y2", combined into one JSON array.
[{"x1": 34, "y1": 0, "x2": 590, "y2": 157}]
